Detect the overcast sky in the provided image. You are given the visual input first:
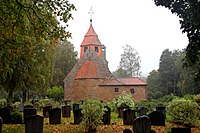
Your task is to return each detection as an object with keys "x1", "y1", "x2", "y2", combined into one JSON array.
[{"x1": 67, "y1": 0, "x2": 188, "y2": 76}]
